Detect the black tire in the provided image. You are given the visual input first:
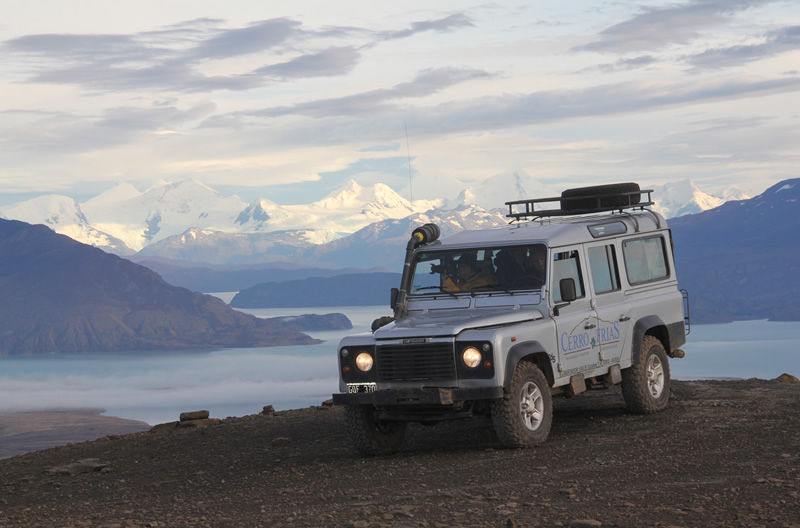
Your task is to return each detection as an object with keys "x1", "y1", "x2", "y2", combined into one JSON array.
[
  {"x1": 622, "y1": 335, "x2": 671, "y2": 414},
  {"x1": 491, "y1": 361, "x2": 552, "y2": 448},
  {"x1": 343, "y1": 405, "x2": 407, "y2": 456},
  {"x1": 561, "y1": 182, "x2": 640, "y2": 211}
]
